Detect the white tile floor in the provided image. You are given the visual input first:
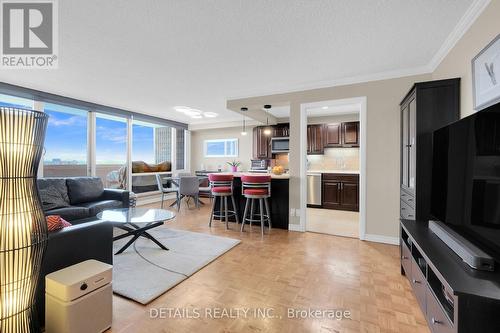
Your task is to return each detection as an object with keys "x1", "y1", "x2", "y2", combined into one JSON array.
[{"x1": 306, "y1": 208, "x2": 359, "y2": 238}]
